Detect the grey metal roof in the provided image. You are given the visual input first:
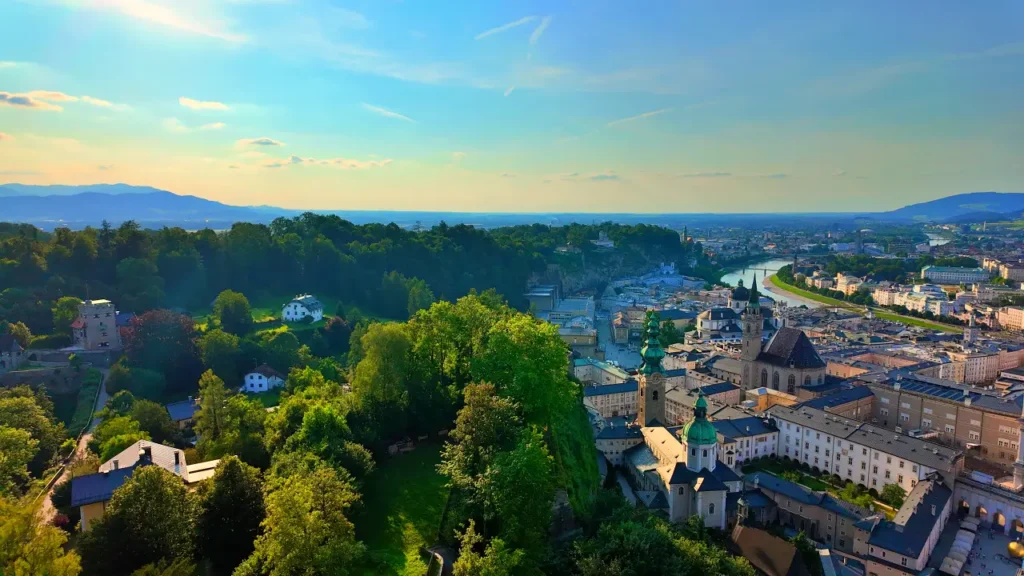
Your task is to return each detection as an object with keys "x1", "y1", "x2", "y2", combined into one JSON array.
[
  {"x1": 71, "y1": 466, "x2": 136, "y2": 507},
  {"x1": 799, "y1": 386, "x2": 873, "y2": 411},
  {"x1": 702, "y1": 382, "x2": 740, "y2": 397},
  {"x1": 866, "y1": 478, "x2": 952, "y2": 557},
  {"x1": 713, "y1": 416, "x2": 776, "y2": 441},
  {"x1": 583, "y1": 381, "x2": 638, "y2": 397},
  {"x1": 745, "y1": 472, "x2": 868, "y2": 520},
  {"x1": 165, "y1": 399, "x2": 198, "y2": 422},
  {"x1": 767, "y1": 405, "x2": 962, "y2": 473},
  {"x1": 757, "y1": 327, "x2": 827, "y2": 369}
]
